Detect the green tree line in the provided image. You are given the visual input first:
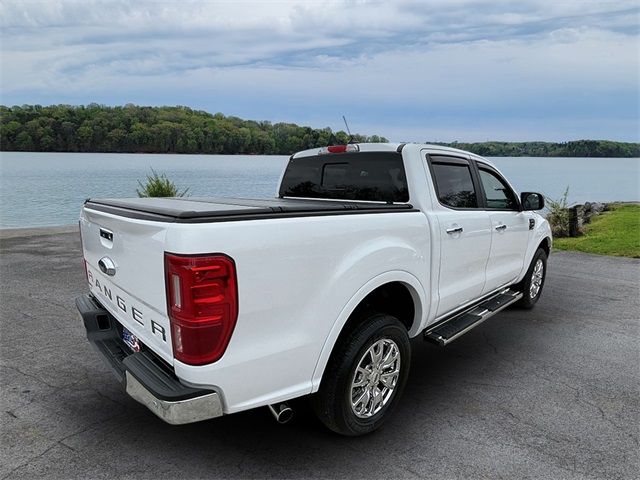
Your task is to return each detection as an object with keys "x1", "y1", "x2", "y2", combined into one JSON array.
[
  {"x1": 429, "y1": 140, "x2": 640, "y2": 158},
  {"x1": 1, "y1": 104, "x2": 637, "y2": 157},
  {"x1": 0, "y1": 104, "x2": 386, "y2": 154}
]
